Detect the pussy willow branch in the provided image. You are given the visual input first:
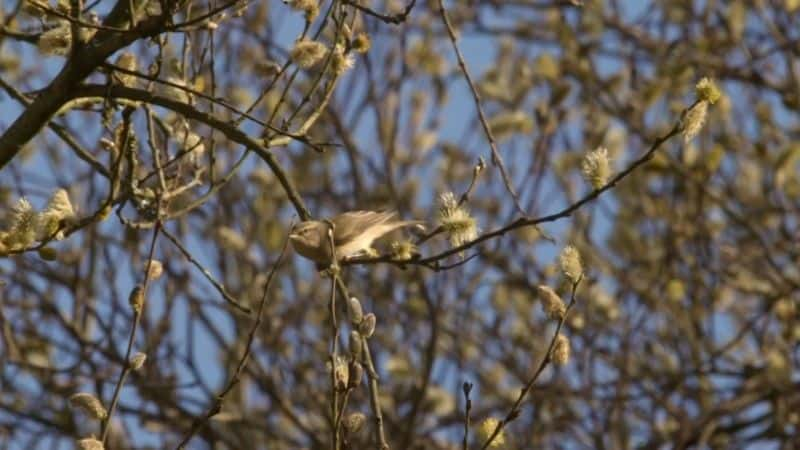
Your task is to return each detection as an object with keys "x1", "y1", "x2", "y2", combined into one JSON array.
[
  {"x1": 0, "y1": 106, "x2": 129, "y2": 257},
  {"x1": 344, "y1": 122, "x2": 682, "y2": 270},
  {"x1": 70, "y1": 0, "x2": 85, "y2": 57},
  {"x1": 263, "y1": 0, "x2": 335, "y2": 133},
  {"x1": 437, "y1": 0, "x2": 527, "y2": 216},
  {"x1": 279, "y1": 2, "x2": 344, "y2": 135},
  {"x1": 334, "y1": 387, "x2": 353, "y2": 446},
  {"x1": 160, "y1": 227, "x2": 252, "y2": 314},
  {"x1": 100, "y1": 63, "x2": 334, "y2": 151},
  {"x1": 101, "y1": 220, "x2": 161, "y2": 443},
  {"x1": 415, "y1": 158, "x2": 486, "y2": 247},
  {"x1": 326, "y1": 225, "x2": 342, "y2": 450},
  {"x1": 334, "y1": 279, "x2": 390, "y2": 450},
  {"x1": 418, "y1": 124, "x2": 681, "y2": 263},
  {"x1": 69, "y1": 84, "x2": 312, "y2": 221},
  {"x1": 1, "y1": 191, "x2": 121, "y2": 256},
  {"x1": 479, "y1": 278, "x2": 581, "y2": 450},
  {"x1": 175, "y1": 234, "x2": 289, "y2": 449}
]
